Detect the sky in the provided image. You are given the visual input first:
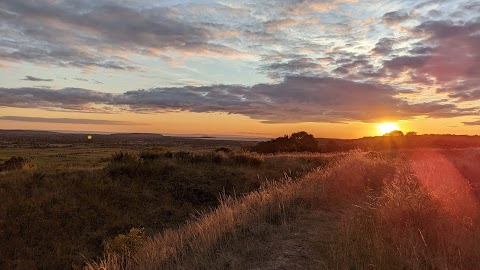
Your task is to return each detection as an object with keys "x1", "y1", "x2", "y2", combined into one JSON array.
[{"x1": 0, "y1": 0, "x2": 479, "y2": 138}]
